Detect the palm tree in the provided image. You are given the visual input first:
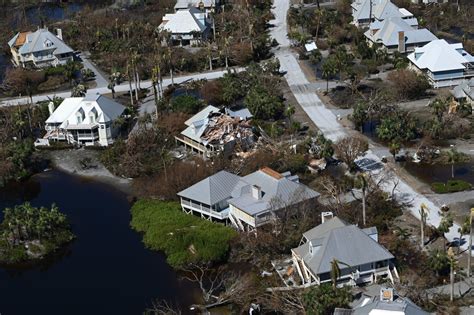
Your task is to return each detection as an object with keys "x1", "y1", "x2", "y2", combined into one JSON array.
[
  {"x1": 394, "y1": 226, "x2": 411, "y2": 241},
  {"x1": 447, "y1": 247, "x2": 457, "y2": 302},
  {"x1": 419, "y1": 203, "x2": 429, "y2": 249},
  {"x1": 322, "y1": 57, "x2": 337, "y2": 93},
  {"x1": 356, "y1": 173, "x2": 368, "y2": 227},
  {"x1": 468, "y1": 208, "x2": 474, "y2": 277},
  {"x1": 458, "y1": 216, "x2": 470, "y2": 254},
  {"x1": 429, "y1": 98, "x2": 447, "y2": 123},
  {"x1": 446, "y1": 148, "x2": 460, "y2": 179},
  {"x1": 438, "y1": 211, "x2": 453, "y2": 250},
  {"x1": 428, "y1": 248, "x2": 449, "y2": 276}
]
